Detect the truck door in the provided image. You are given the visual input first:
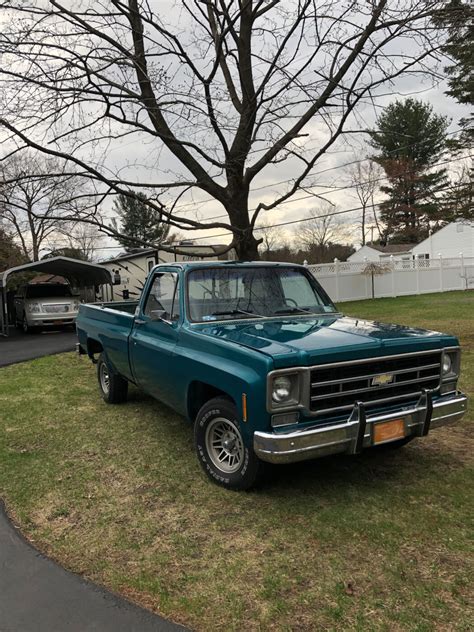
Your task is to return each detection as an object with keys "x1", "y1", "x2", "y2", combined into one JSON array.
[{"x1": 130, "y1": 269, "x2": 181, "y2": 409}]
